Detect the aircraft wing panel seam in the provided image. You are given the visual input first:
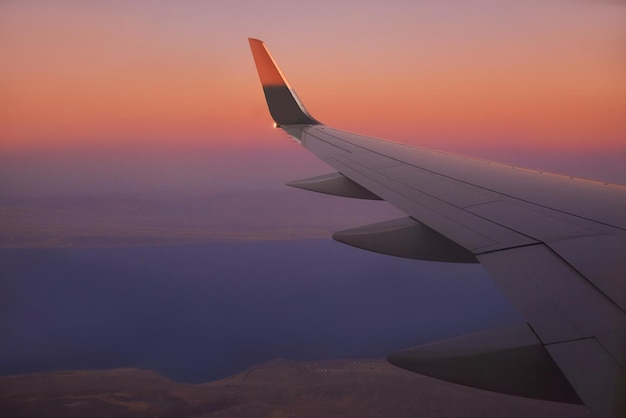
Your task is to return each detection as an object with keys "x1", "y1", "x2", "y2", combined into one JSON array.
[
  {"x1": 546, "y1": 339, "x2": 626, "y2": 379},
  {"x1": 311, "y1": 135, "x2": 621, "y2": 279},
  {"x1": 319, "y1": 126, "x2": 626, "y2": 191},
  {"x1": 542, "y1": 243, "x2": 626, "y2": 315},
  {"x1": 328, "y1": 153, "x2": 557, "y2": 250},
  {"x1": 324, "y1": 156, "x2": 530, "y2": 252},
  {"x1": 480, "y1": 240, "x2": 626, "y2": 317},
  {"x1": 544, "y1": 336, "x2": 602, "y2": 347},
  {"x1": 320, "y1": 126, "x2": 626, "y2": 191},
  {"x1": 473, "y1": 242, "x2": 544, "y2": 256},
  {"x1": 478, "y1": 246, "x2": 626, "y2": 363},
  {"x1": 304, "y1": 126, "x2": 626, "y2": 232},
  {"x1": 524, "y1": 325, "x2": 611, "y2": 354}
]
